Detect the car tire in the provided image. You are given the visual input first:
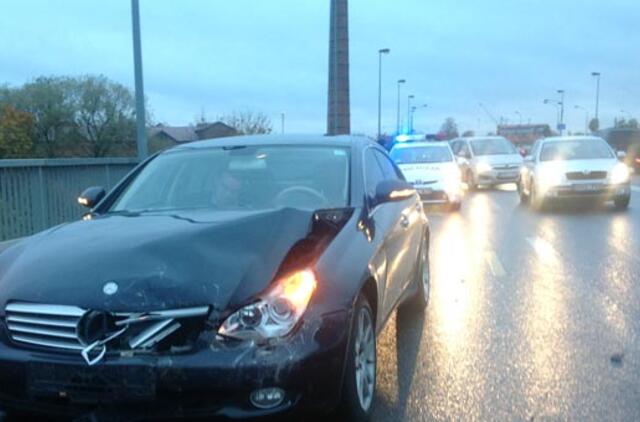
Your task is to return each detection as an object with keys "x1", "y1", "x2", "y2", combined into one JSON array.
[
  {"x1": 466, "y1": 170, "x2": 477, "y2": 191},
  {"x1": 339, "y1": 294, "x2": 376, "y2": 422},
  {"x1": 518, "y1": 181, "x2": 530, "y2": 204},
  {"x1": 400, "y1": 234, "x2": 430, "y2": 312},
  {"x1": 530, "y1": 182, "x2": 545, "y2": 211},
  {"x1": 614, "y1": 195, "x2": 630, "y2": 210}
]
